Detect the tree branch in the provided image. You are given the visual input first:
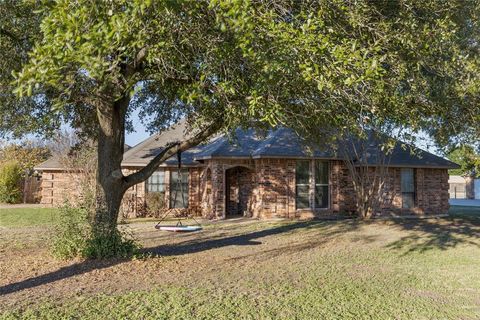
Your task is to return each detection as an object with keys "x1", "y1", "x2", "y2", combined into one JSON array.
[
  {"x1": 124, "y1": 47, "x2": 148, "y2": 78},
  {"x1": 123, "y1": 119, "x2": 222, "y2": 189}
]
